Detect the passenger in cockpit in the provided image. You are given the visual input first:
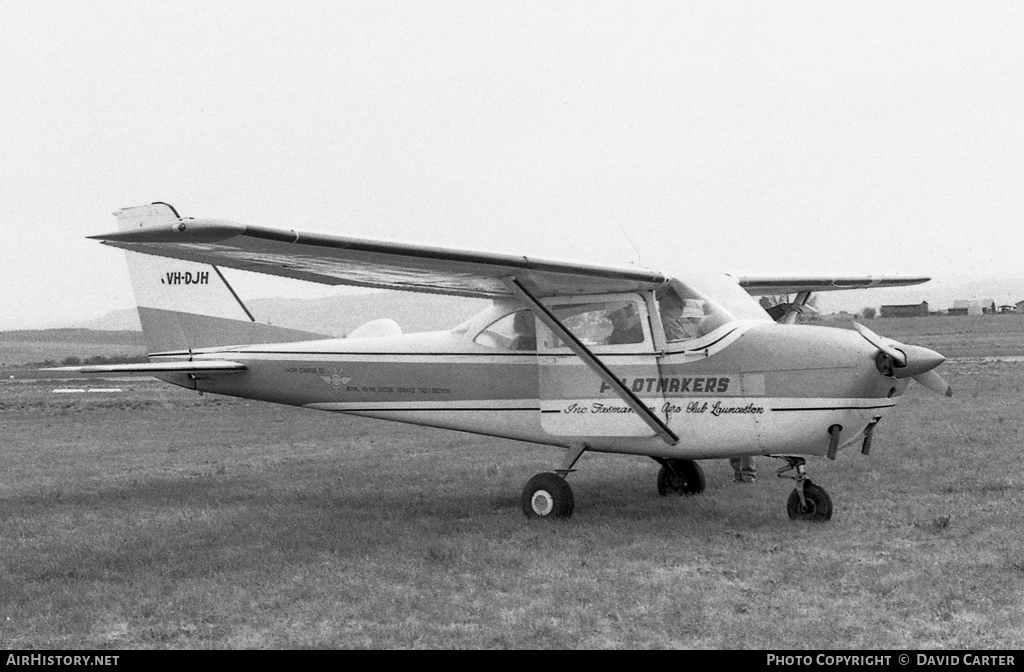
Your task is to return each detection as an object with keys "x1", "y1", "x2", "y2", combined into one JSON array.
[
  {"x1": 660, "y1": 291, "x2": 706, "y2": 341},
  {"x1": 509, "y1": 311, "x2": 536, "y2": 351}
]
